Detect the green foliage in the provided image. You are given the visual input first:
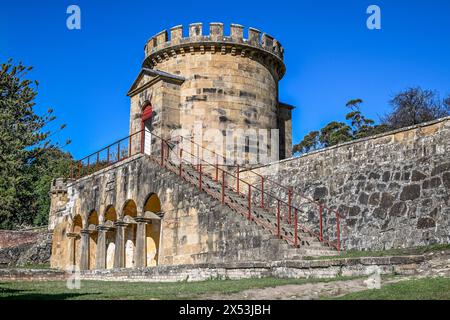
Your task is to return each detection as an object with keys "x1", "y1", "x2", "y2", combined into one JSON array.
[
  {"x1": 292, "y1": 131, "x2": 319, "y2": 154},
  {"x1": 0, "y1": 59, "x2": 71, "y2": 229},
  {"x1": 319, "y1": 121, "x2": 353, "y2": 147},
  {"x1": 294, "y1": 99, "x2": 383, "y2": 154}
]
